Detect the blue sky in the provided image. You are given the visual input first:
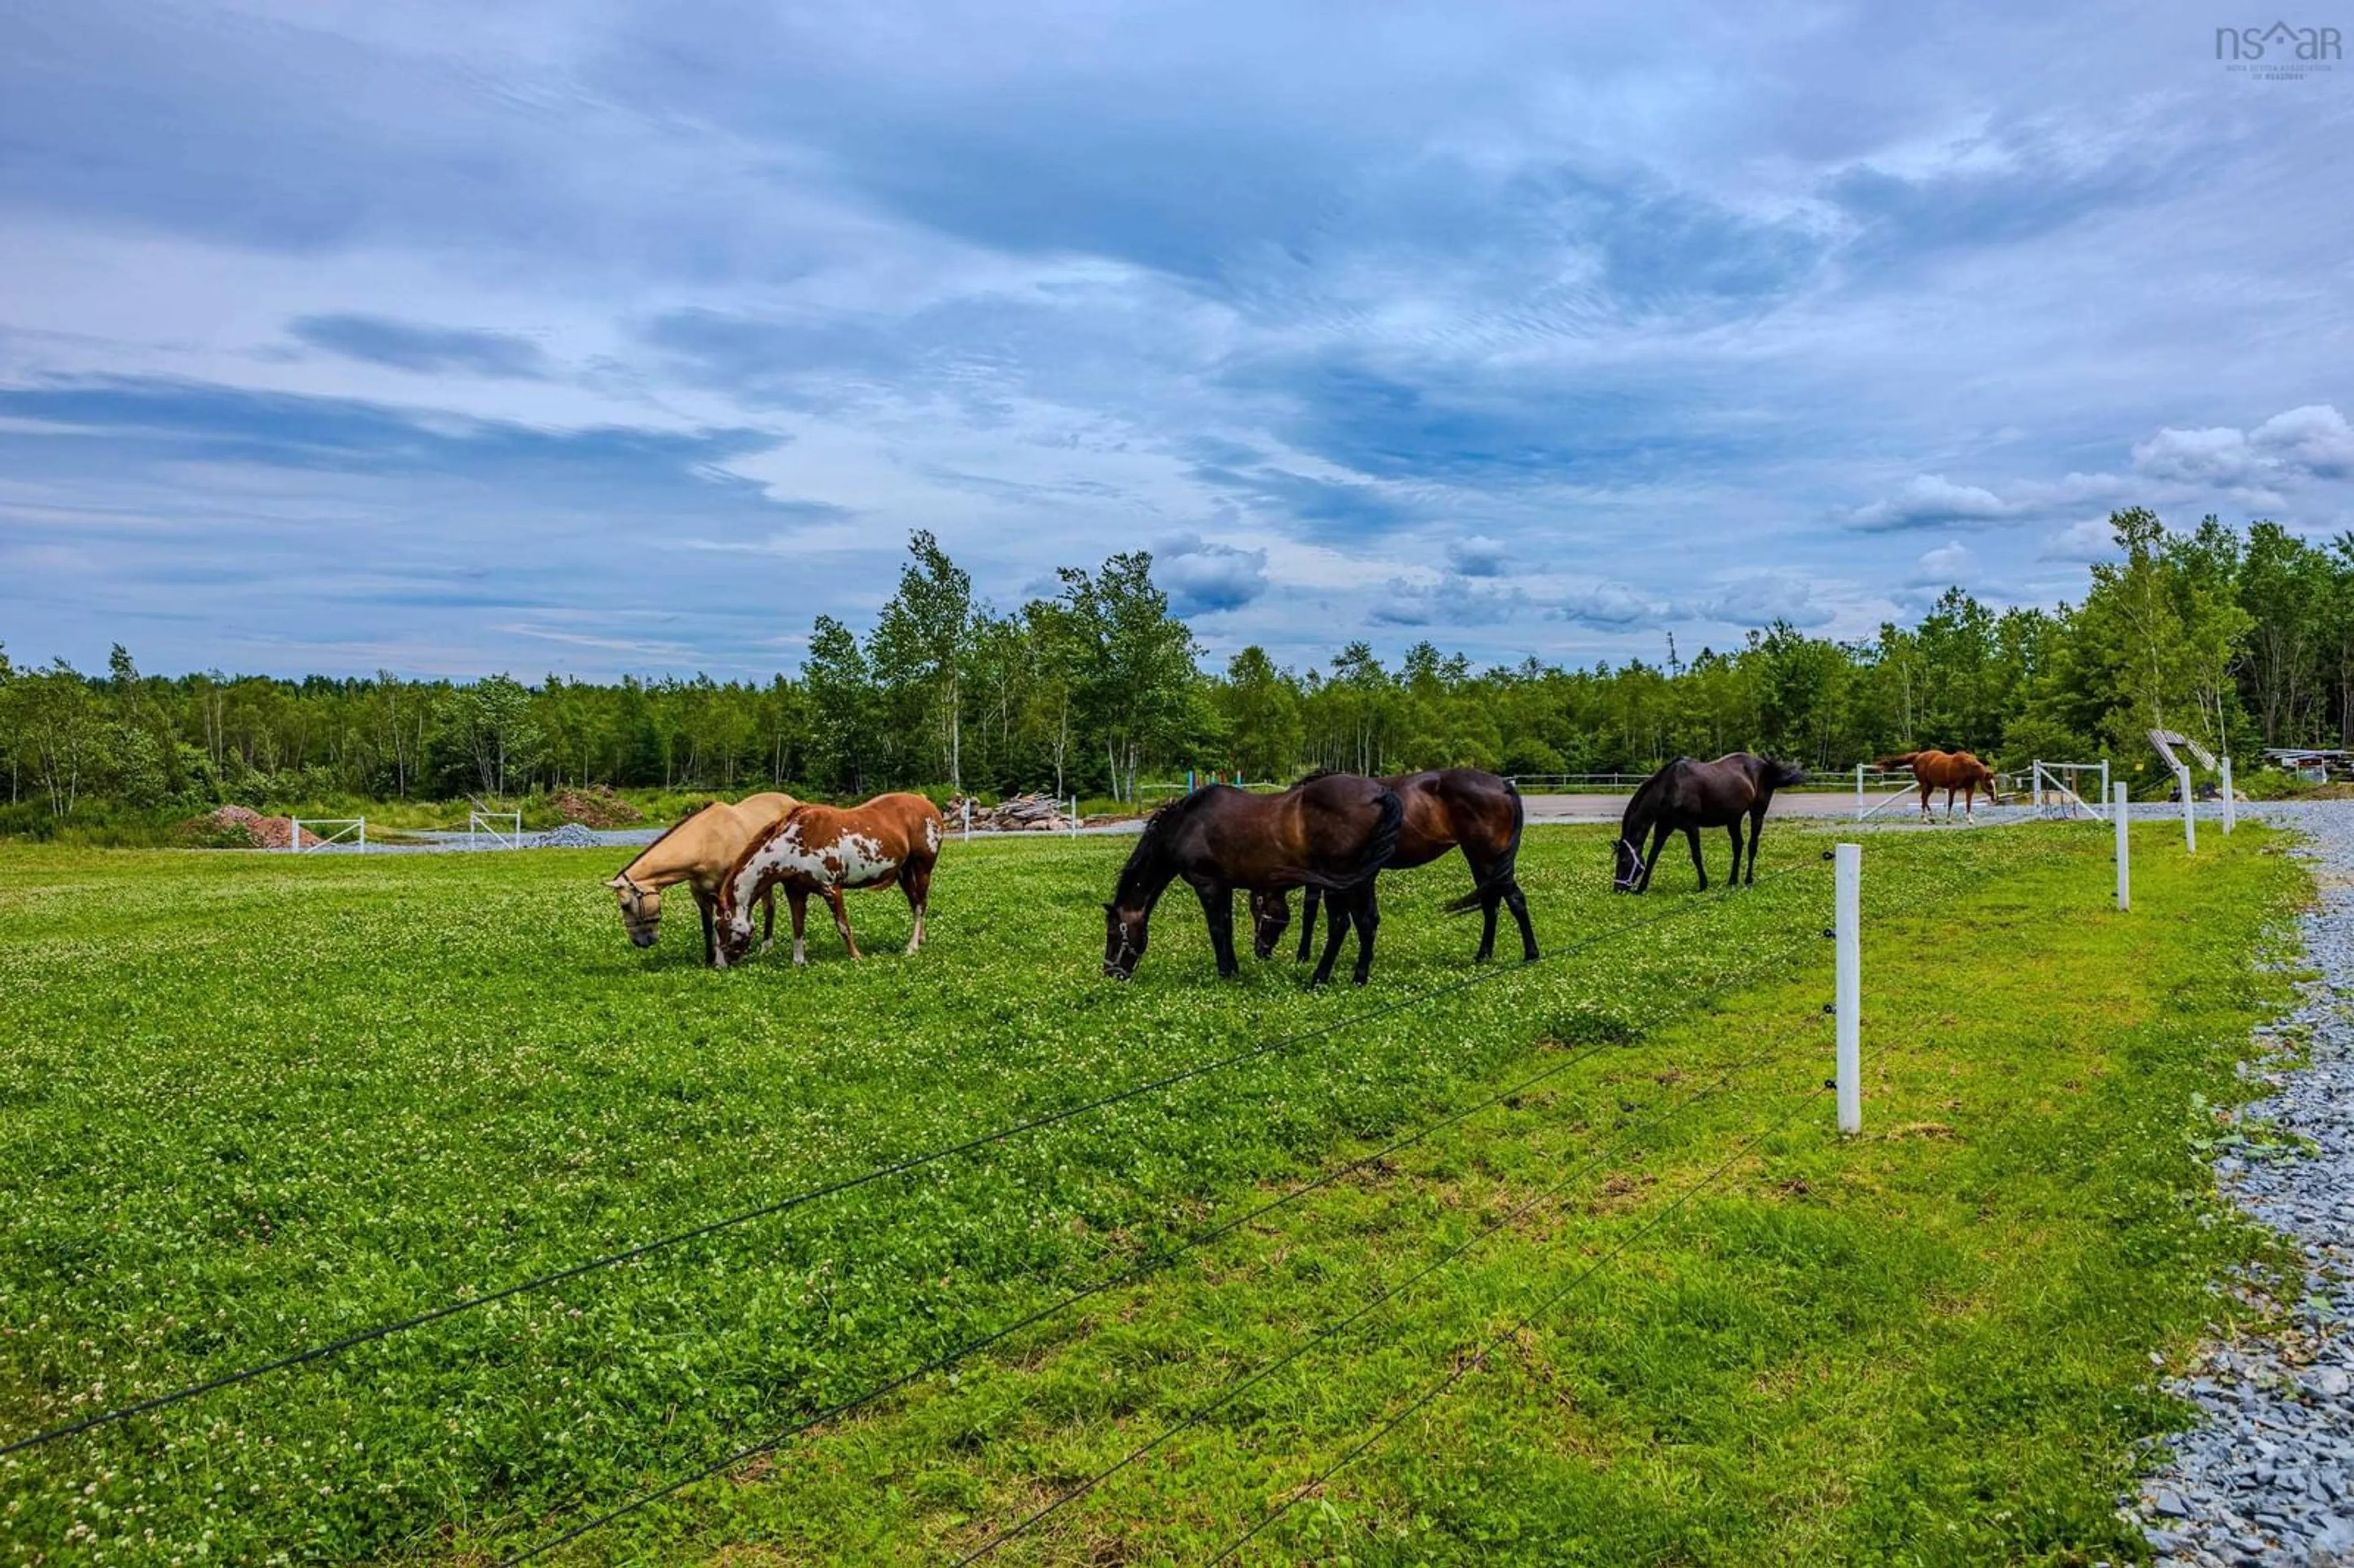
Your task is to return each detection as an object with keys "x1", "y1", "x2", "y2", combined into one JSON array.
[{"x1": 2, "y1": 0, "x2": 2350, "y2": 679}]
